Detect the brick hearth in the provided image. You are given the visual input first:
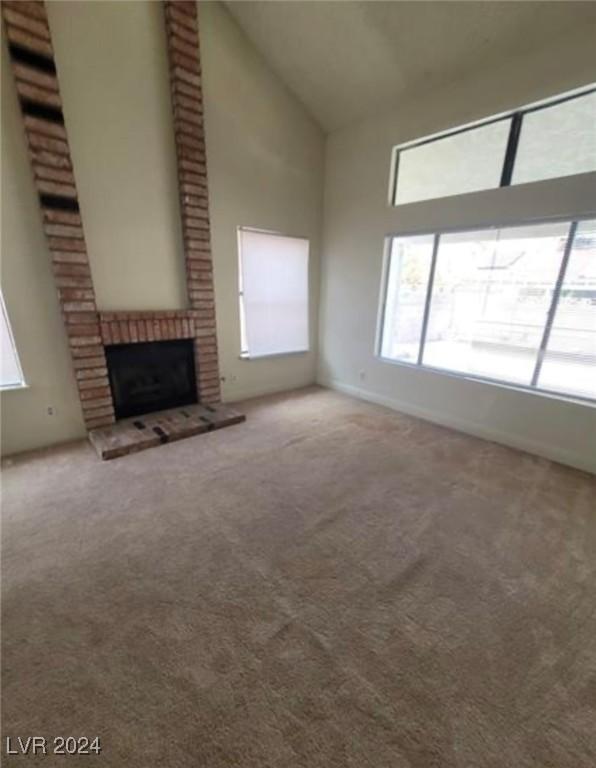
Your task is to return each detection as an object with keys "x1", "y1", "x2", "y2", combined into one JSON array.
[{"x1": 89, "y1": 403, "x2": 245, "y2": 460}]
